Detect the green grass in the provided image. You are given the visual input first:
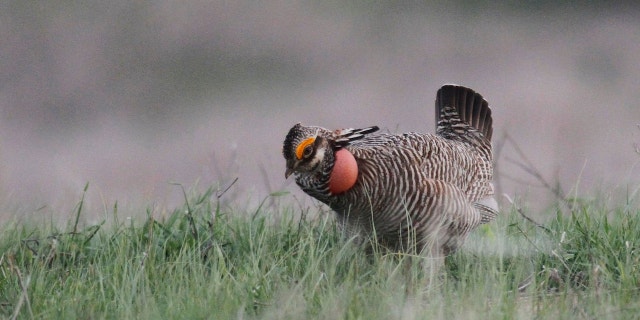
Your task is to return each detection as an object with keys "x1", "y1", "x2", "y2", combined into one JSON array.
[{"x1": 1, "y1": 187, "x2": 639, "y2": 319}]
